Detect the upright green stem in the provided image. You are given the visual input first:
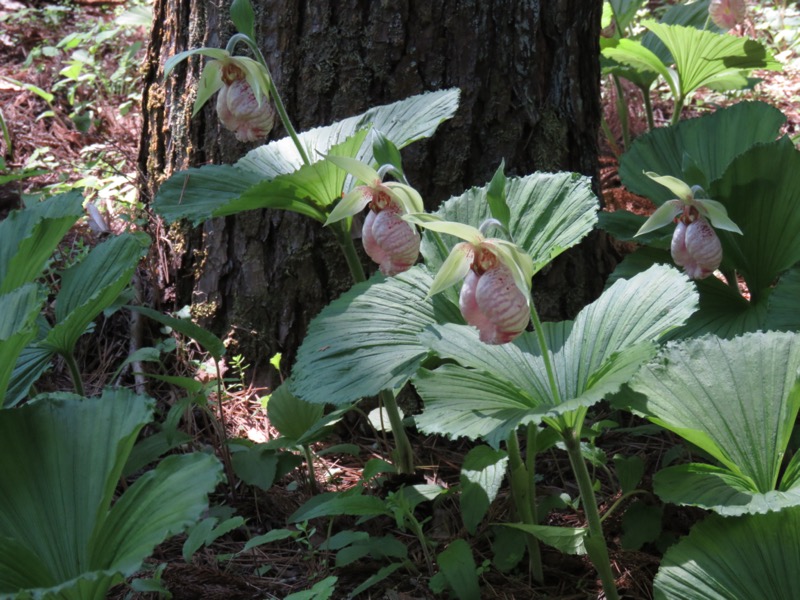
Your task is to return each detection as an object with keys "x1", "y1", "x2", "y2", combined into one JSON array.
[
  {"x1": 302, "y1": 444, "x2": 319, "y2": 494},
  {"x1": 64, "y1": 352, "x2": 85, "y2": 397},
  {"x1": 331, "y1": 221, "x2": 367, "y2": 283},
  {"x1": 612, "y1": 75, "x2": 631, "y2": 150},
  {"x1": 227, "y1": 33, "x2": 311, "y2": 167},
  {"x1": 670, "y1": 97, "x2": 686, "y2": 127},
  {"x1": 642, "y1": 89, "x2": 655, "y2": 131},
  {"x1": 563, "y1": 428, "x2": 620, "y2": 600},
  {"x1": 334, "y1": 221, "x2": 415, "y2": 474},
  {"x1": 506, "y1": 428, "x2": 544, "y2": 583},
  {"x1": 528, "y1": 300, "x2": 561, "y2": 406}
]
